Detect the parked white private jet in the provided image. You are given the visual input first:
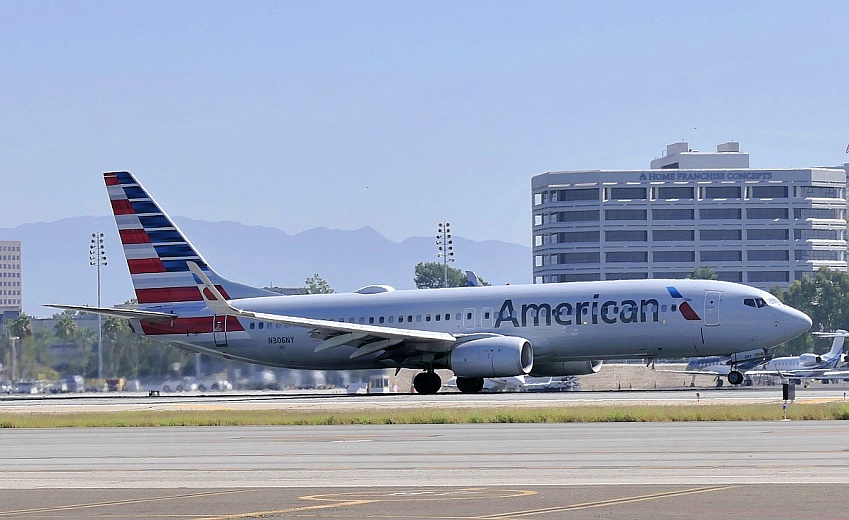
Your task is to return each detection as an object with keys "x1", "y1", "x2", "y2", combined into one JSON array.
[
  {"x1": 747, "y1": 330, "x2": 849, "y2": 381},
  {"x1": 50, "y1": 172, "x2": 812, "y2": 394}
]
